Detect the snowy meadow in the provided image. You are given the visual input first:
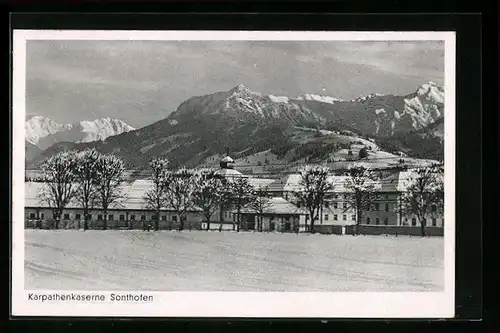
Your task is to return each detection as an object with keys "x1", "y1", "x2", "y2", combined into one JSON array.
[{"x1": 25, "y1": 230, "x2": 444, "y2": 292}]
